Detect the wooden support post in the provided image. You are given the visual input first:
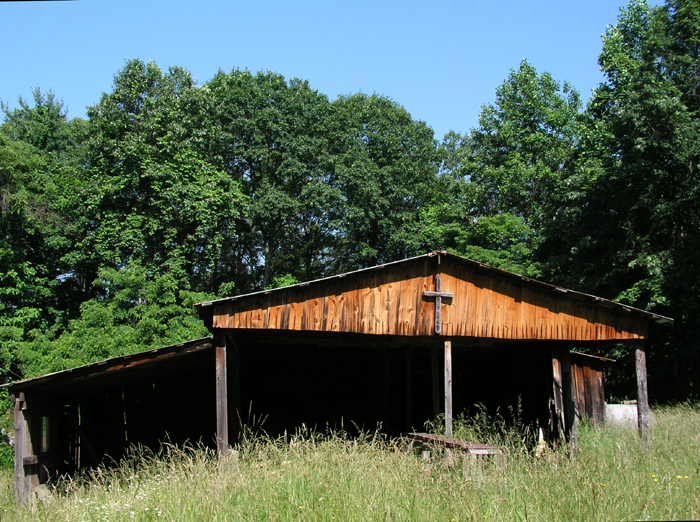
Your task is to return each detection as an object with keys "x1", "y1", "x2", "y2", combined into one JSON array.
[
  {"x1": 215, "y1": 330, "x2": 229, "y2": 456},
  {"x1": 444, "y1": 340, "x2": 453, "y2": 438},
  {"x1": 13, "y1": 394, "x2": 37, "y2": 504},
  {"x1": 431, "y1": 345, "x2": 440, "y2": 420},
  {"x1": 550, "y1": 350, "x2": 566, "y2": 441},
  {"x1": 404, "y1": 346, "x2": 412, "y2": 432},
  {"x1": 592, "y1": 368, "x2": 605, "y2": 426},
  {"x1": 635, "y1": 339, "x2": 650, "y2": 444},
  {"x1": 14, "y1": 395, "x2": 28, "y2": 504},
  {"x1": 561, "y1": 349, "x2": 579, "y2": 453}
]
